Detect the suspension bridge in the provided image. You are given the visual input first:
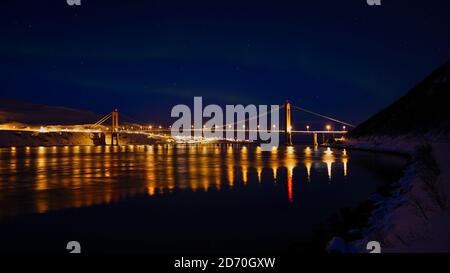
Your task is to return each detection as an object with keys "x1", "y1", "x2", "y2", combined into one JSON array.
[{"x1": 86, "y1": 101, "x2": 353, "y2": 146}]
